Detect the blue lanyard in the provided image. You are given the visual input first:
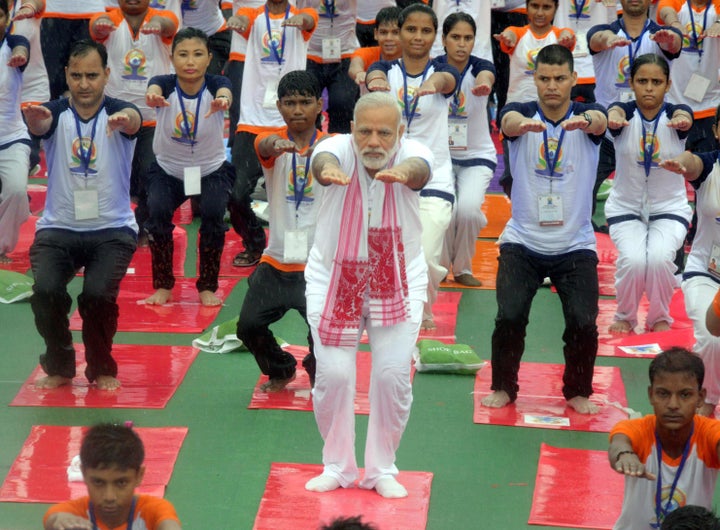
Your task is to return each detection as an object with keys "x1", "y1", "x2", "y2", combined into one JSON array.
[
  {"x1": 687, "y1": 0, "x2": 711, "y2": 57},
  {"x1": 289, "y1": 130, "x2": 317, "y2": 211},
  {"x1": 536, "y1": 103, "x2": 574, "y2": 179},
  {"x1": 401, "y1": 59, "x2": 431, "y2": 131},
  {"x1": 572, "y1": 0, "x2": 587, "y2": 20},
  {"x1": 323, "y1": 0, "x2": 335, "y2": 19},
  {"x1": 71, "y1": 100, "x2": 104, "y2": 178},
  {"x1": 264, "y1": 4, "x2": 290, "y2": 66},
  {"x1": 89, "y1": 496, "x2": 136, "y2": 530},
  {"x1": 652, "y1": 425, "x2": 693, "y2": 528},
  {"x1": 175, "y1": 79, "x2": 205, "y2": 151},
  {"x1": 641, "y1": 104, "x2": 665, "y2": 178},
  {"x1": 450, "y1": 60, "x2": 471, "y2": 117},
  {"x1": 619, "y1": 19, "x2": 650, "y2": 74}
]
